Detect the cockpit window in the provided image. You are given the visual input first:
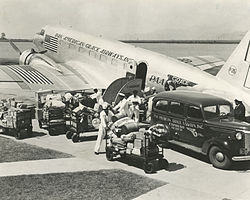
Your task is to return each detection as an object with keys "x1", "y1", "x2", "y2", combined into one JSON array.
[{"x1": 39, "y1": 29, "x2": 45, "y2": 36}]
